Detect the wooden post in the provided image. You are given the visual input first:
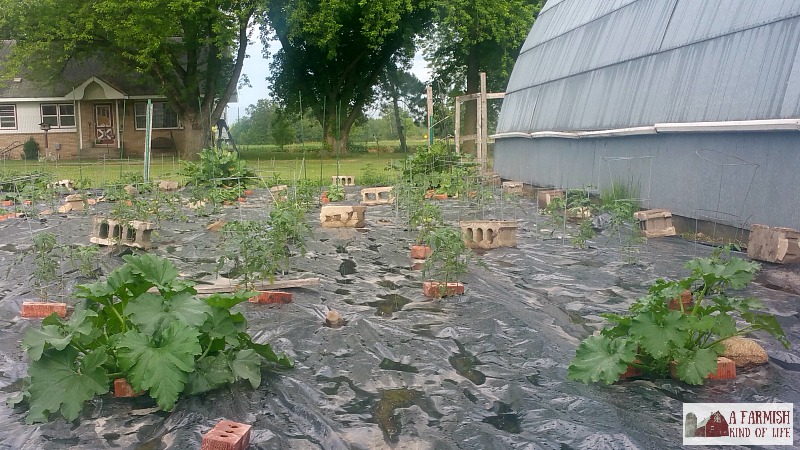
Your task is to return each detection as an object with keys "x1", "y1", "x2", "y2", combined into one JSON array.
[
  {"x1": 476, "y1": 81, "x2": 482, "y2": 165},
  {"x1": 426, "y1": 85, "x2": 433, "y2": 149},
  {"x1": 454, "y1": 99, "x2": 461, "y2": 154},
  {"x1": 480, "y1": 72, "x2": 488, "y2": 172}
]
